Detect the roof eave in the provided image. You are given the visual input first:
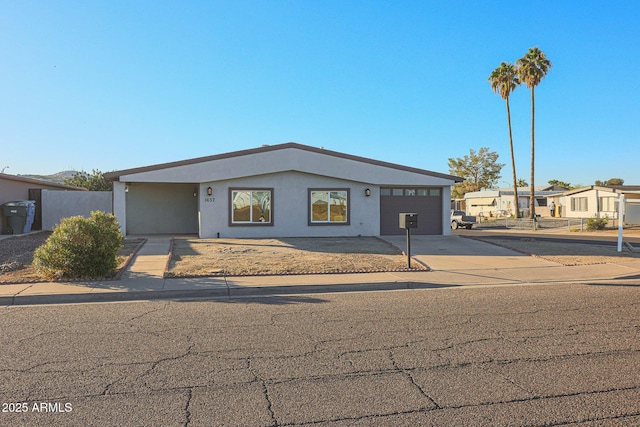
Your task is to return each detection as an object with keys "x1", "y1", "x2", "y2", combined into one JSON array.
[{"x1": 104, "y1": 142, "x2": 463, "y2": 183}]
